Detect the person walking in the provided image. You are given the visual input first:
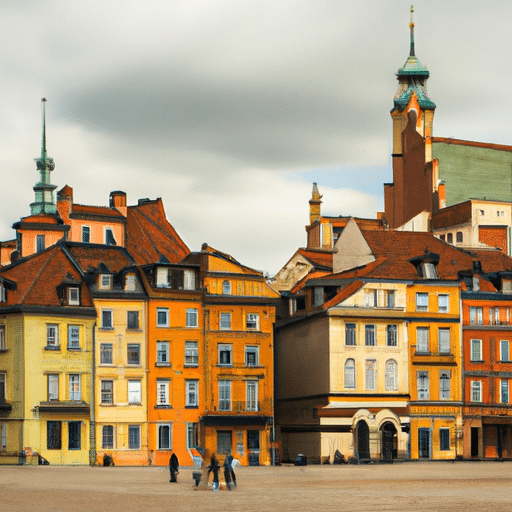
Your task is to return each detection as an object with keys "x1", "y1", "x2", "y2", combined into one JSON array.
[
  {"x1": 208, "y1": 454, "x2": 220, "y2": 491},
  {"x1": 224, "y1": 451, "x2": 236, "y2": 489},
  {"x1": 169, "y1": 452, "x2": 179, "y2": 483}
]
